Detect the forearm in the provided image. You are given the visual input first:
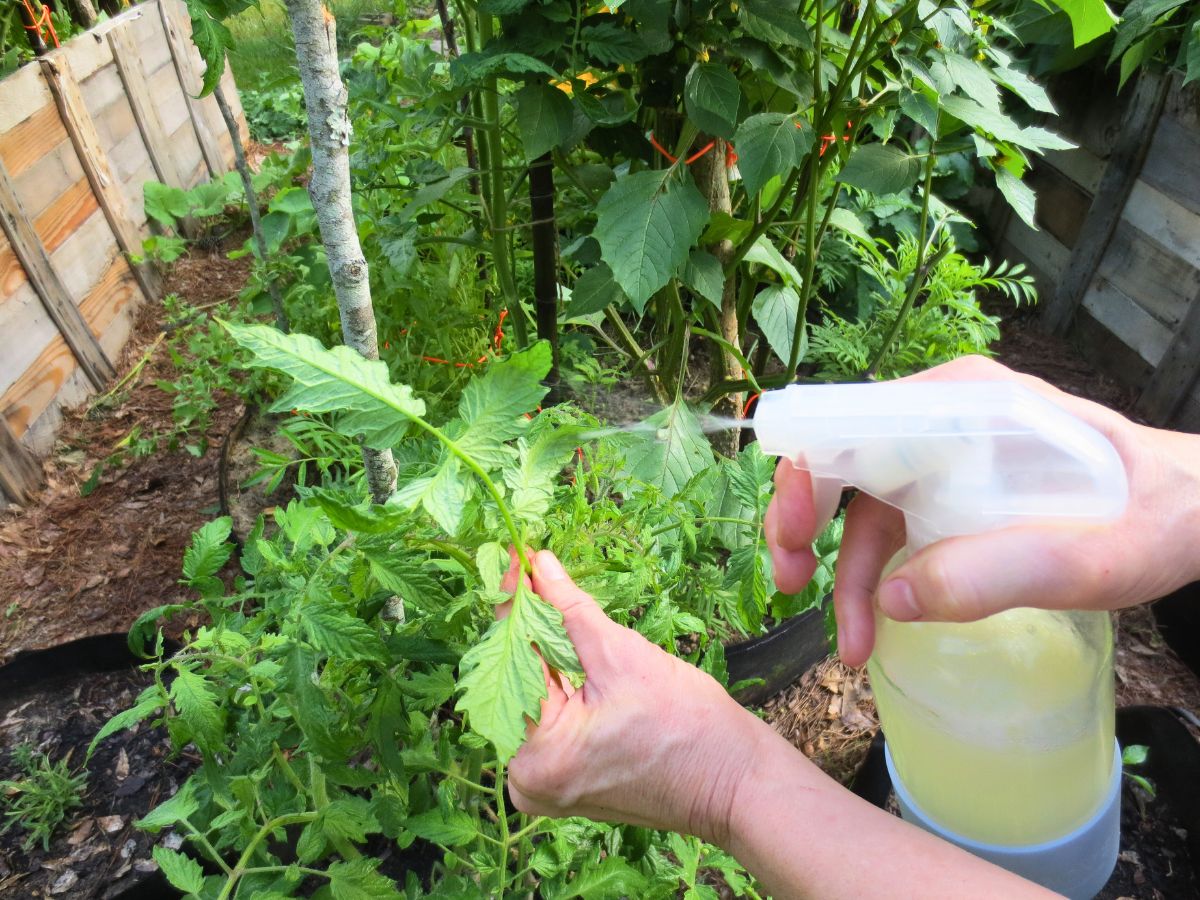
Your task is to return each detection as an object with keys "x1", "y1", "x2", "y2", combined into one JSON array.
[{"x1": 720, "y1": 717, "x2": 1059, "y2": 900}]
